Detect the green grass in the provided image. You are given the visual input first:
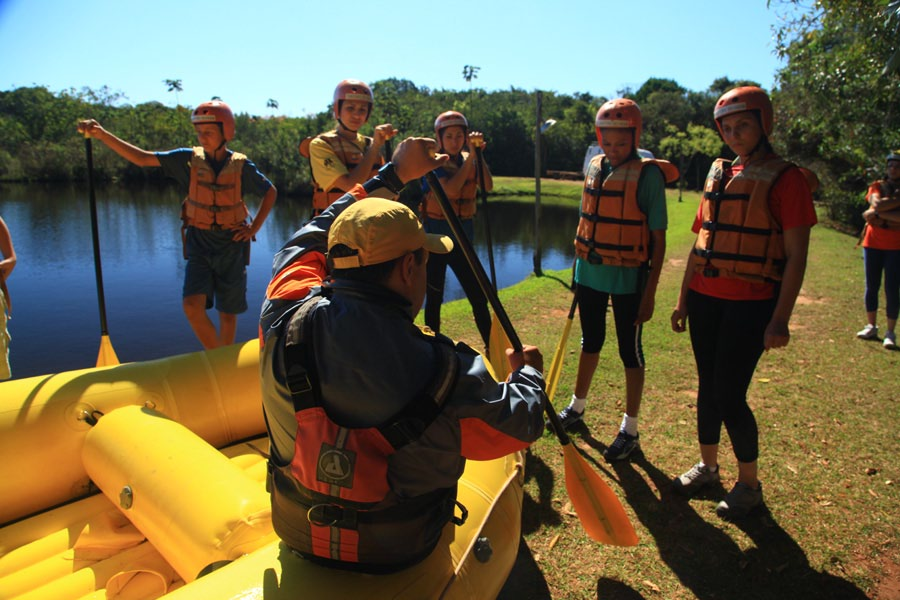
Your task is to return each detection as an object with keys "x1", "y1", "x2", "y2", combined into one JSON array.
[{"x1": 433, "y1": 183, "x2": 899, "y2": 599}]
